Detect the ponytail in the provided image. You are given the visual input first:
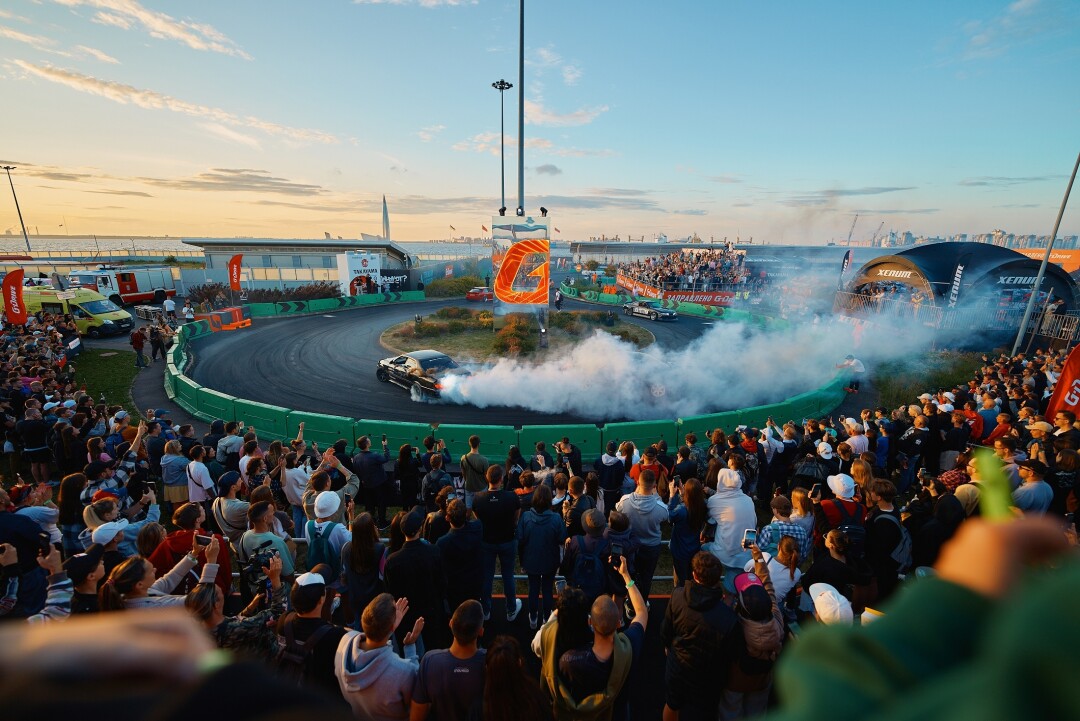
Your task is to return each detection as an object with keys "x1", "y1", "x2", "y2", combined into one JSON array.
[
  {"x1": 99, "y1": 557, "x2": 147, "y2": 612},
  {"x1": 778, "y1": 536, "x2": 800, "y2": 581}
]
